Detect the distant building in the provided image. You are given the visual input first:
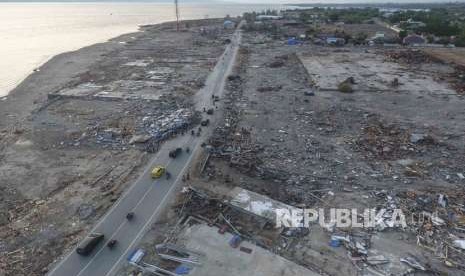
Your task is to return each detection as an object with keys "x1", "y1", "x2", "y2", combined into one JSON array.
[
  {"x1": 223, "y1": 20, "x2": 236, "y2": 29},
  {"x1": 283, "y1": 20, "x2": 300, "y2": 26},
  {"x1": 369, "y1": 32, "x2": 385, "y2": 45},
  {"x1": 287, "y1": 37, "x2": 303, "y2": 45},
  {"x1": 406, "y1": 18, "x2": 426, "y2": 27},
  {"x1": 400, "y1": 18, "x2": 426, "y2": 30},
  {"x1": 374, "y1": 32, "x2": 385, "y2": 39},
  {"x1": 403, "y1": 34, "x2": 426, "y2": 45},
  {"x1": 326, "y1": 37, "x2": 345, "y2": 46},
  {"x1": 257, "y1": 15, "x2": 283, "y2": 21},
  {"x1": 282, "y1": 10, "x2": 300, "y2": 19}
]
